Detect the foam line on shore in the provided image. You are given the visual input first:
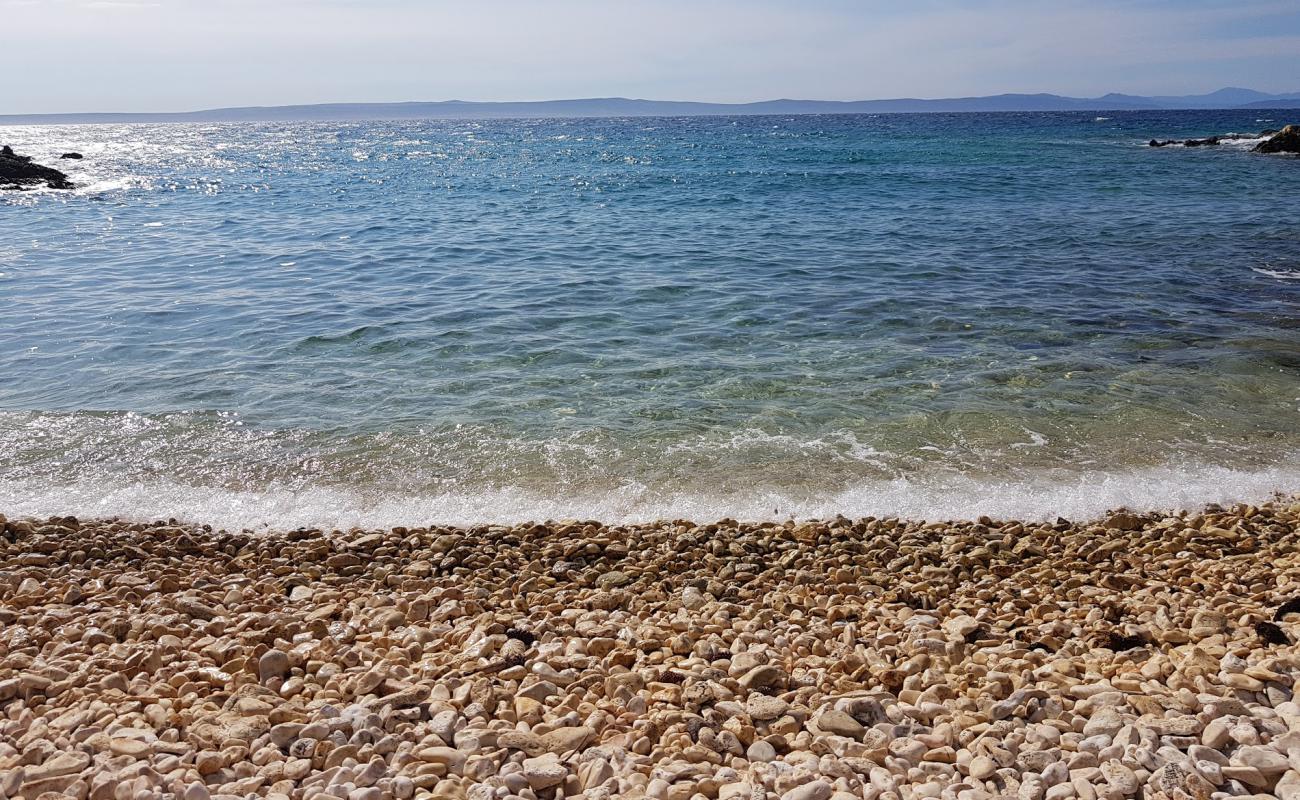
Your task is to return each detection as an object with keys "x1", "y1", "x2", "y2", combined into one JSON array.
[{"x1": 1, "y1": 460, "x2": 1296, "y2": 530}]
